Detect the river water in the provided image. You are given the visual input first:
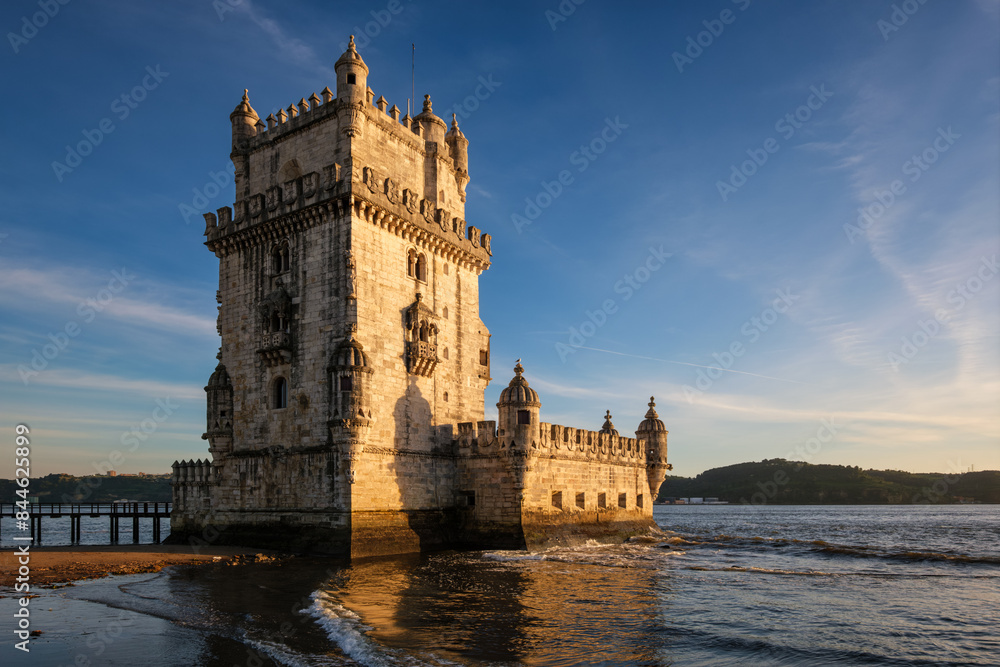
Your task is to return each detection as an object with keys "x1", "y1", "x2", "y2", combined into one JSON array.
[{"x1": 5, "y1": 505, "x2": 998, "y2": 666}]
